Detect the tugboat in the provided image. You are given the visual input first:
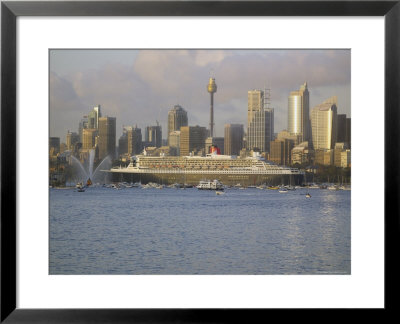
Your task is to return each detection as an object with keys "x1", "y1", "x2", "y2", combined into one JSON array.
[{"x1": 76, "y1": 182, "x2": 85, "y2": 192}]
